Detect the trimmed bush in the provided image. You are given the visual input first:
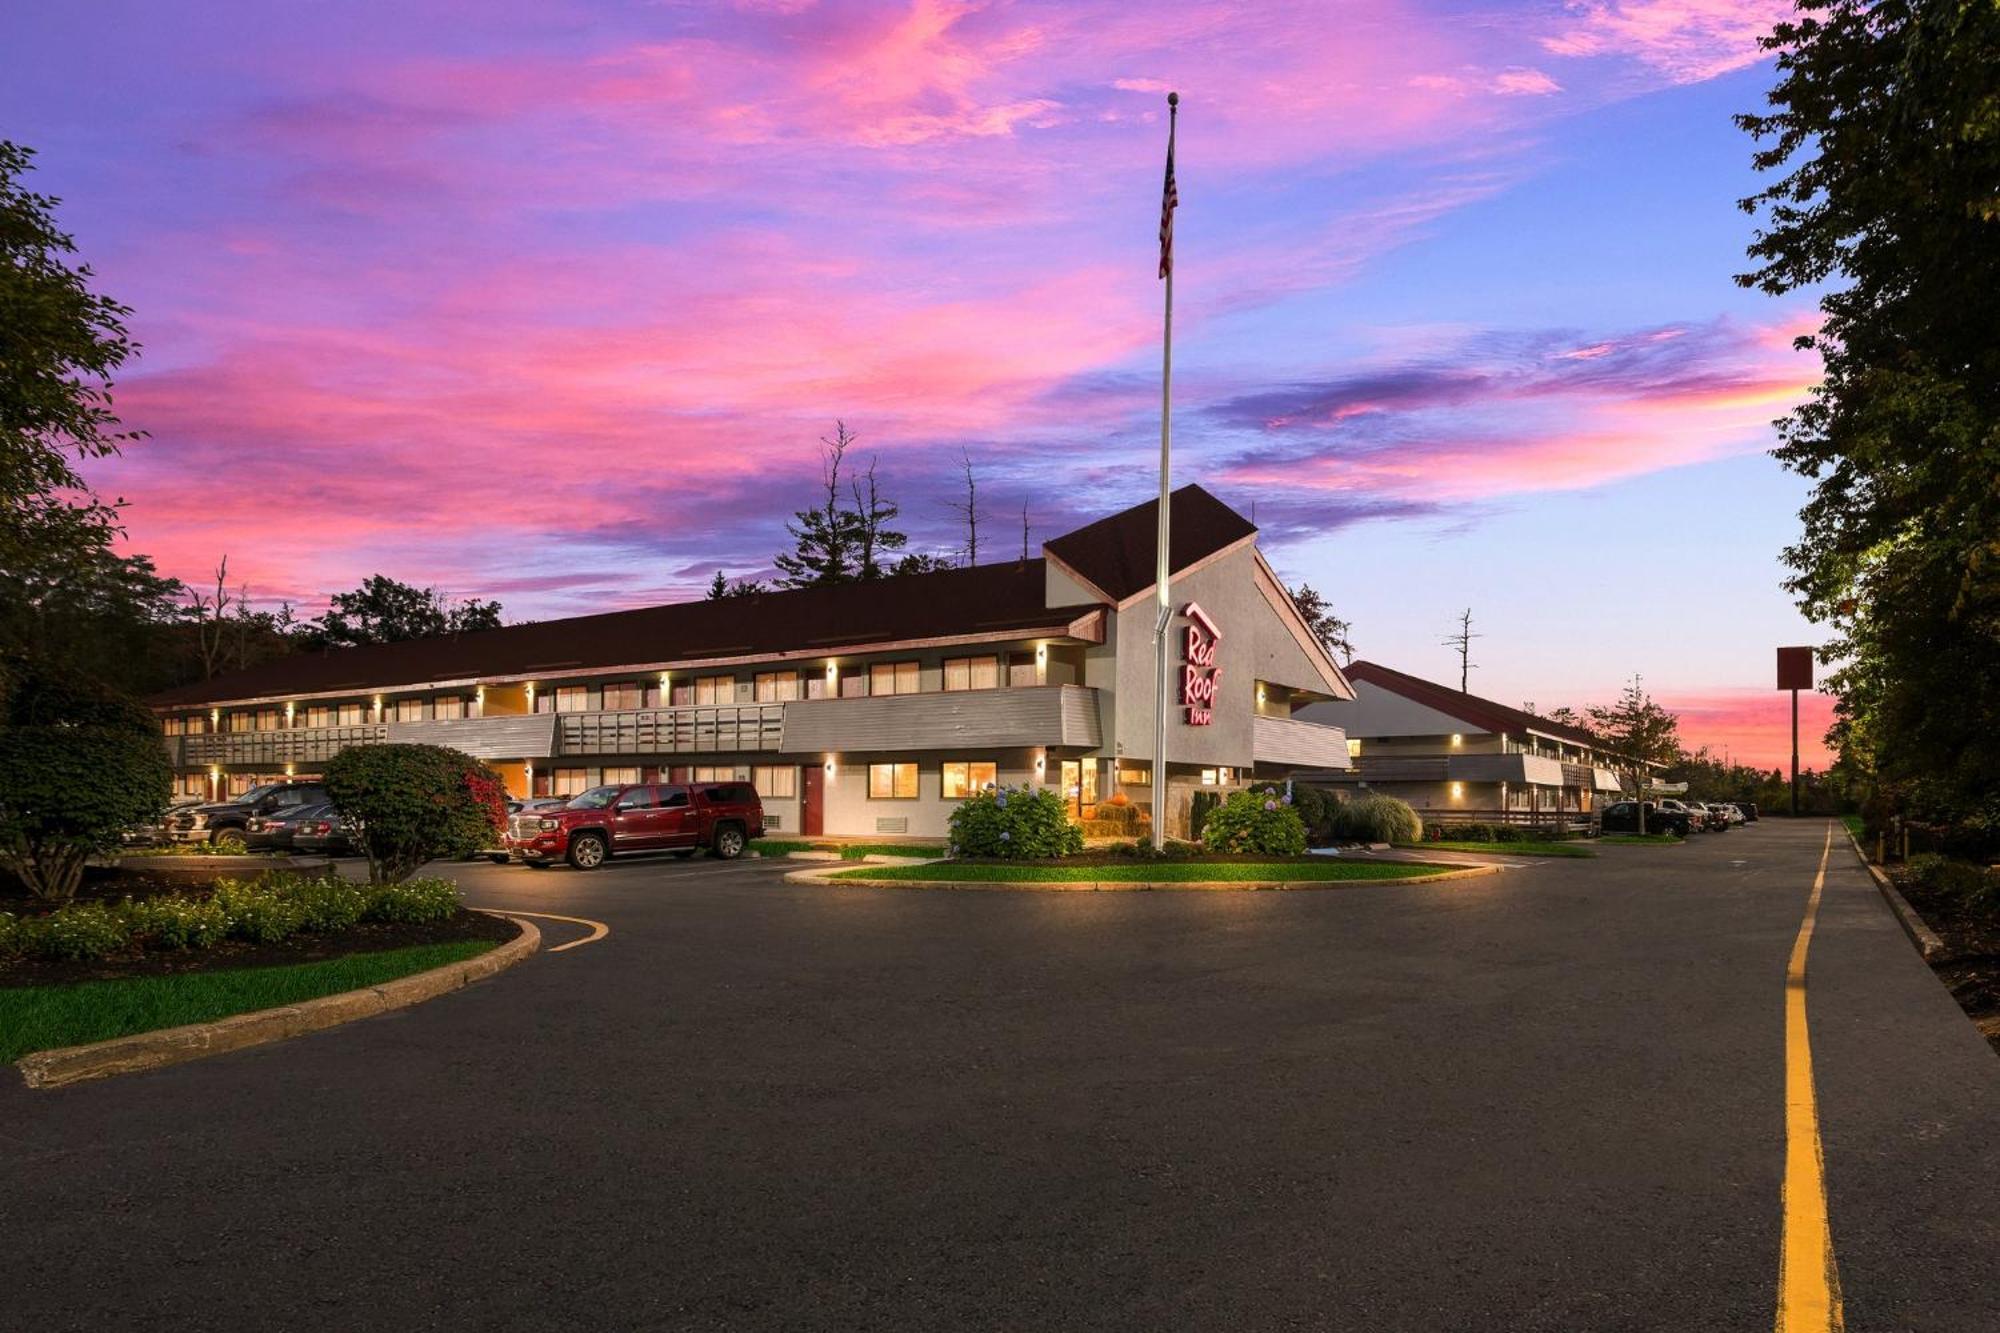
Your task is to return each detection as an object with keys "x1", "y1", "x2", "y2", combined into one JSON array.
[
  {"x1": 949, "y1": 785, "x2": 1084, "y2": 859},
  {"x1": 1291, "y1": 785, "x2": 1341, "y2": 845},
  {"x1": 0, "y1": 671, "x2": 172, "y2": 901},
  {"x1": 1328, "y1": 795, "x2": 1422, "y2": 845},
  {"x1": 1201, "y1": 787, "x2": 1308, "y2": 855},
  {"x1": 323, "y1": 744, "x2": 506, "y2": 883},
  {"x1": 1189, "y1": 789, "x2": 1222, "y2": 840},
  {"x1": 122, "y1": 895, "x2": 228, "y2": 951},
  {"x1": 1903, "y1": 853, "x2": 1994, "y2": 904}
]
